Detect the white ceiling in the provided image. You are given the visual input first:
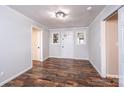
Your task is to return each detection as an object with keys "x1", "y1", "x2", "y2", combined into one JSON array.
[{"x1": 9, "y1": 5, "x2": 105, "y2": 29}]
